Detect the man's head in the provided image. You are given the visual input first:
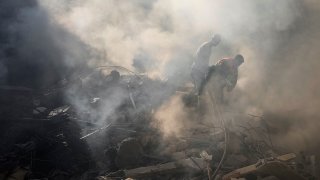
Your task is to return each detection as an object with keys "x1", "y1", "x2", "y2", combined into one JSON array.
[
  {"x1": 211, "y1": 34, "x2": 221, "y2": 46},
  {"x1": 234, "y1": 54, "x2": 244, "y2": 66}
]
